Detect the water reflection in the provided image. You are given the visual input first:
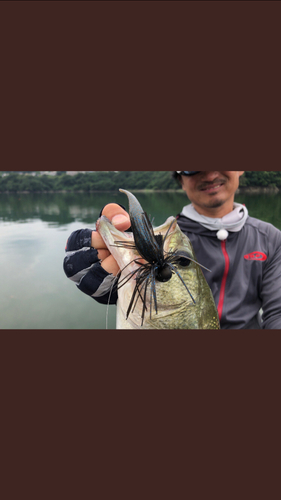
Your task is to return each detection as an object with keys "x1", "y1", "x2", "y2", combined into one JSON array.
[
  {"x1": 1, "y1": 191, "x2": 281, "y2": 229},
  {"x1": 0, "y1": 192, "x2": 190, "y2": 227},
  {"x1": 235, "y1": 192, "x2": 281, "y2": 229},
  {"x1": 0, "y1": 193, "x2": 102, "y2": 226}
]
